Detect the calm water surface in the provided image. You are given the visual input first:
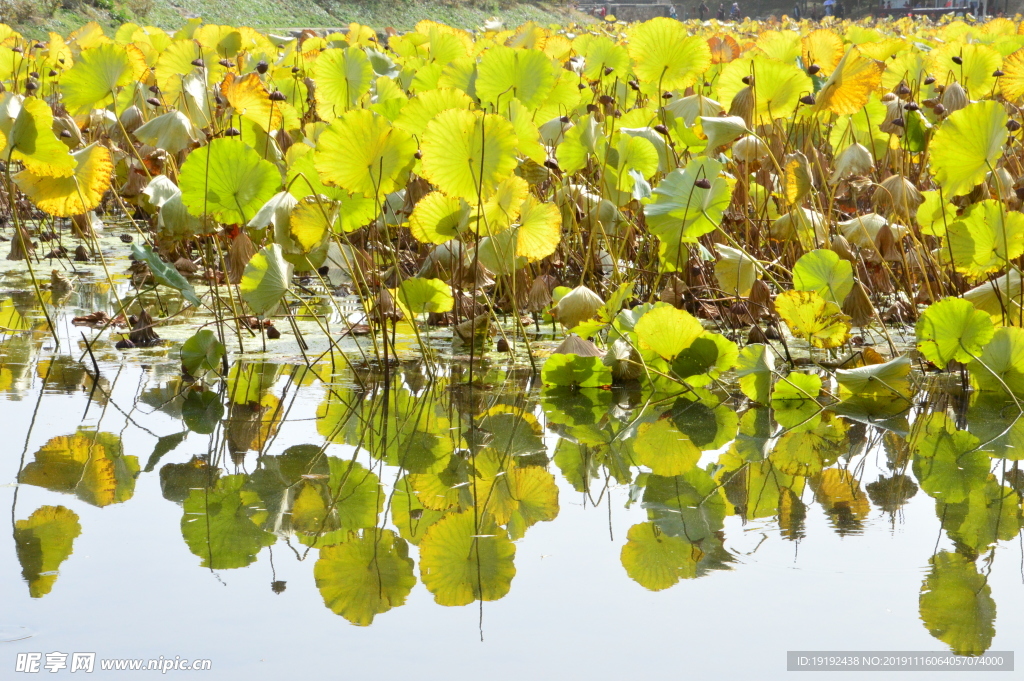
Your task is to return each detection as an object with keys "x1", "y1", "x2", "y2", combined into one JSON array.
[{"x1": 2, "y1": 274, "x2": 1023, "y2": 681}]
